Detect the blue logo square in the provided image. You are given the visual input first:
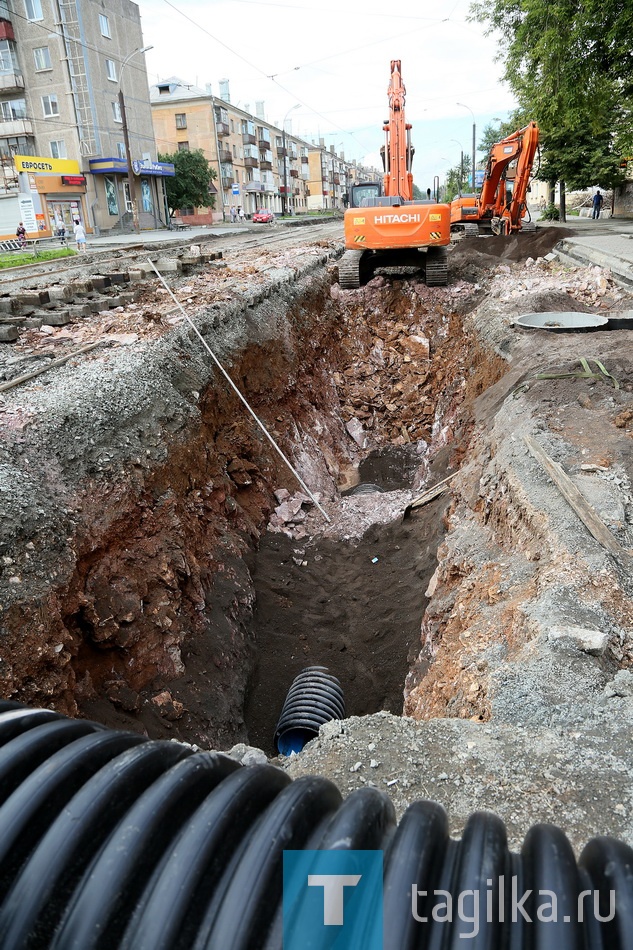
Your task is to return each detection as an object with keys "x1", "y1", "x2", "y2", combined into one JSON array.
[{"x1": 283, "y1": 849, "x2": 383, "y2": 949}]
